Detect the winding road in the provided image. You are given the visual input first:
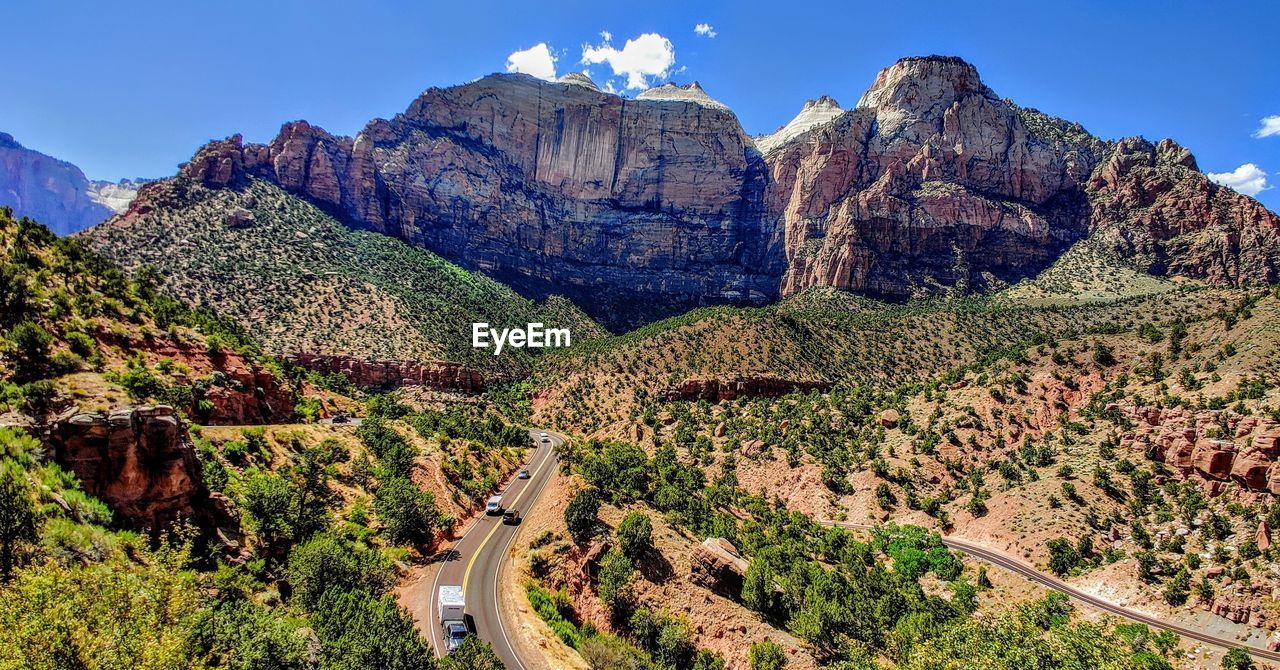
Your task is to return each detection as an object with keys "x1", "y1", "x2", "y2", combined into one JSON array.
[
  {"x1": 823, "y1": 520, "x2": 1280, "y2": 661},
  {"x1": 425, "y1": 429, "x2": 564, "y2": 668},
  {"x1": 419, "y1": 432, "x2": 1276, "y2": 666}
]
